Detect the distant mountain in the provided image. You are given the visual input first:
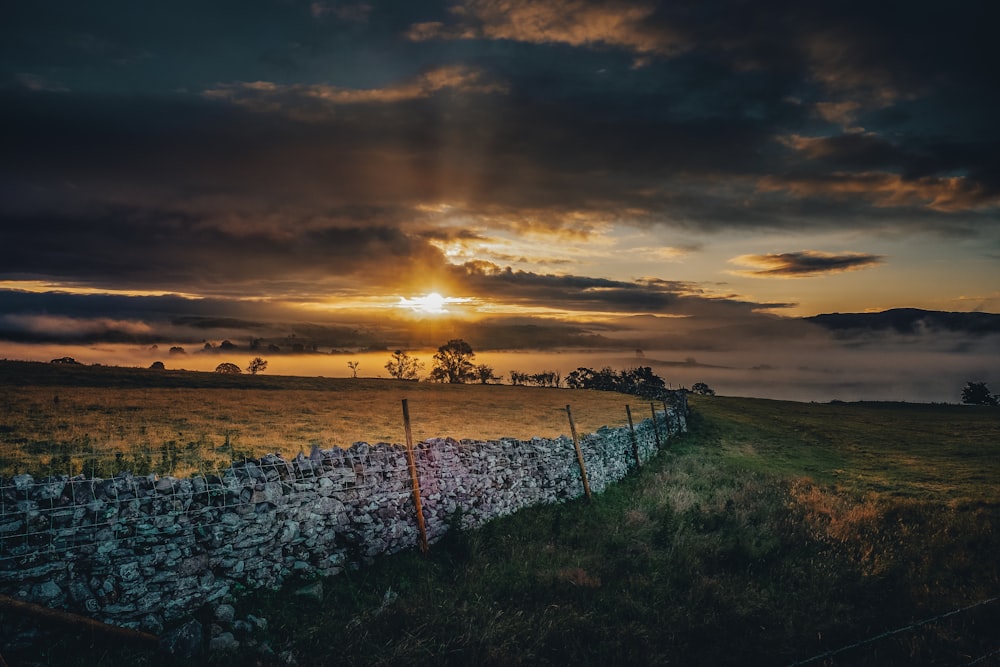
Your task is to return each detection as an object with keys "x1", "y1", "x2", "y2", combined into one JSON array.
[{"x1": 805, "y1": 308, "x2": 1000, "y2": 335}]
